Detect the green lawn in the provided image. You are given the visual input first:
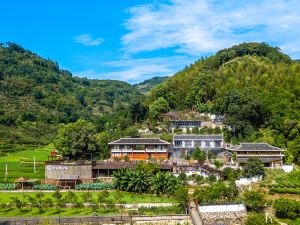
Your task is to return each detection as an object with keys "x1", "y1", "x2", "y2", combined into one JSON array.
[
  {"x1": 0, "y1": 205, "x2": 182, "y2": 217},
  {"x1": 0, "y1": 145, "x2": 52, "y2": 182},
  {"x1": 0, "y1": 207, "x2": 119, "y2": 217},
  {"x1": 0, "y1": 191, "x2": 176, "y2": 204}
]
